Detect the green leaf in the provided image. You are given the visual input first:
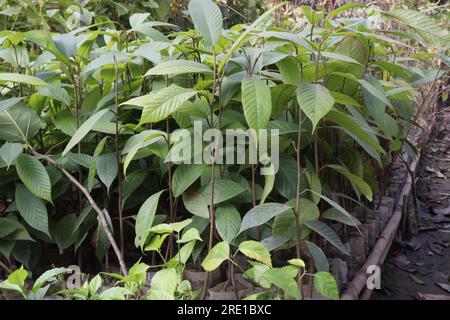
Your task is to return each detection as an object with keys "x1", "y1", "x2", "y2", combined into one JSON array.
[
  {"x1": 87, "y1": 137, "x2": 108, "y2": 192},
  {"x1": 0, "y1": 73, "x2": 48, "y2": 86},
  {"x1": 15, "y1": 184, "x2": 49, "y2": 236},
  {"x1": 150, "y1": 268, "x2": 178, "y2": 297},
  {"x1": 241, "y1": 77, "x2": 272, "y2": 129},
  {"x1": 15, "y1": 153, "x2": 52, "y2": 202},
  {"x1": 326, "y1": 110, "x2": 384, "y2": 157},
  {"x1": 123, "y1": 131, "x2": 165, "y2": 177},
  {"x1": 0, "y1": 103, "x2": 41, "y2": 142},
  {"x1": 33, "y1": 267, "x2": 68, "y2": 292},
  {"x1": 98, "y1": 287, "x2": 132, "y2": 300},
  {"x1": 327, "y1": 164, "x2": 372, "y2": 201},
  {"x1": 135, "y1": 190, "x2": 164, "y2": 248},
  {"x1": 296, "y1": 83, "x2": 335, "y2": 132},
  {"x1": 383, "y1": 9, "x2": 448, "y2": 45},
  {"x1": 177, "y1": 228, "x2": 202, "y2": 243},
  {"x1": 0, "y1": 97, "x2": 22, "y2": 112},
  {"x1": 139, "y1": 85, "x2": 197, "y2": 124},
  {"x1": 288, "y1": 258, "x2": 305, "y2": 268},
  {"x1": 314, "y1": 272, "x2": 339, "y2": 300},
  {"x1": 305, "y1": 241, "x2": 329, "y2": 272},
  {"x1": 239, "y1": 203, "x2": 292, "y2": 234},
  {"x1": 182, "y1": 191, "x2": 209, "y2": 218},
  {"x1": 215, "y1": 205, "x2": 241, "y2": 243},
  {"x1": 145, "y1": 60, "x2": 212, "y2": 76},
  {"x1": 307, "y1": 190, "x2": 360, "y2": 231},
  {"x1": 261, "y1": 266, "x2": 300, "y2": 299},
  {"x1": 322, "y1": 208, "x2": 360, "y2": 227},
  {"x1": 325, "y1": 3, "x2": 367, "y2": 21},
  {"x1": 304, "y1": 220, "x2": 349, "y2": 255},
  {"x1": 301, "y1": 6, "x2": 323, "y2": 25},
  {"x1": 276, "y1": 56, "x2": 302, "y2": 86},
  {"x1": 172, "y1": 164, "x2": 205, "y2": 198},
  {"x1": 199, "y1": 179, "x2": 246, "y2": 205},
  {"x1": 260, "y1": 171, "x2": 275, "y2": 204},
  {"x1": 218, "y1": 1, "x2": 287, "y2": 73},
  {"x1": 88, "y1": 274, "x2": 102, "y2": 297},
  {"x1": 37, "y1": 84, "x2": 70, "y2": 106},
  {"x1": 320, "y1": 51, "x2": 362, "y2": 65},
  {"x1": 54, "y1": 214, "x2": 79, "y2": 254},
  {"x1": 188, "y1": 0, "x2": 223, "y2": 46},
  {"x1": 238, "y1": 240, "x2": 272, "y2": 266},
  {"x1": 201, "y1": 241, "x2": 229, "y2": 272},
  {"x1": 261, "y1": 31, "x2": 314, "y2": 52},
  {"x1": 0, "y1": 218, "x2": 32, "y2": 241},
  {"x1": 271, "y1": 84, "x2": 296, "y2": 117},
  {"x1": 170, "y1": 219, "x2": 193, "y2": 233},
  {"x1": 62, "y1": 109, "x2": 110, "y2": 156},
  {"x1": 96, "y1": 153, "x2": 118, "y2": 193},
  {"x1": 0, "y1": 142, "x2": 22, "y2": 169}
]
